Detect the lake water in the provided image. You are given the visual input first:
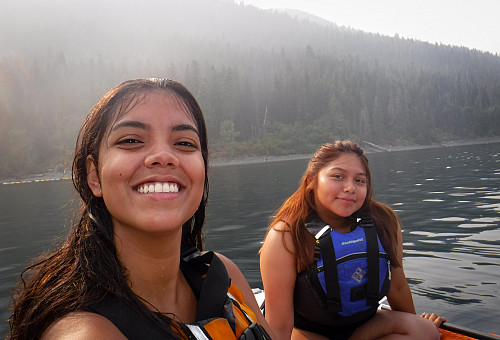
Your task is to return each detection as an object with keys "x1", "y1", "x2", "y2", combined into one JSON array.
[{"x1": 1, "y1": 142, "x2": 499, "y2": 337}]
